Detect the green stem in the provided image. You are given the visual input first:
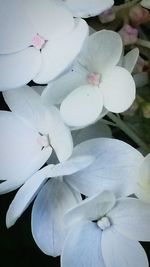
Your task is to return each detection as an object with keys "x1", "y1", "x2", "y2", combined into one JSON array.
[
  {"x1": 107, "y1": 112, "x2": 150, "y2": 153},
  {"x1": 136, "y1": 39, "x2": 150, "y2": 50}
]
